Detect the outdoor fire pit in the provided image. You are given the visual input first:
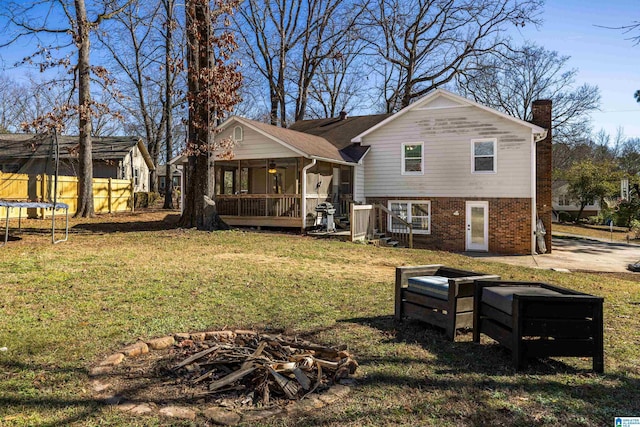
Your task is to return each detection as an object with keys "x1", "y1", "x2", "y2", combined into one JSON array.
[{"x1": 90, "y1": 329, "x2": 358, "y2": 424}]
